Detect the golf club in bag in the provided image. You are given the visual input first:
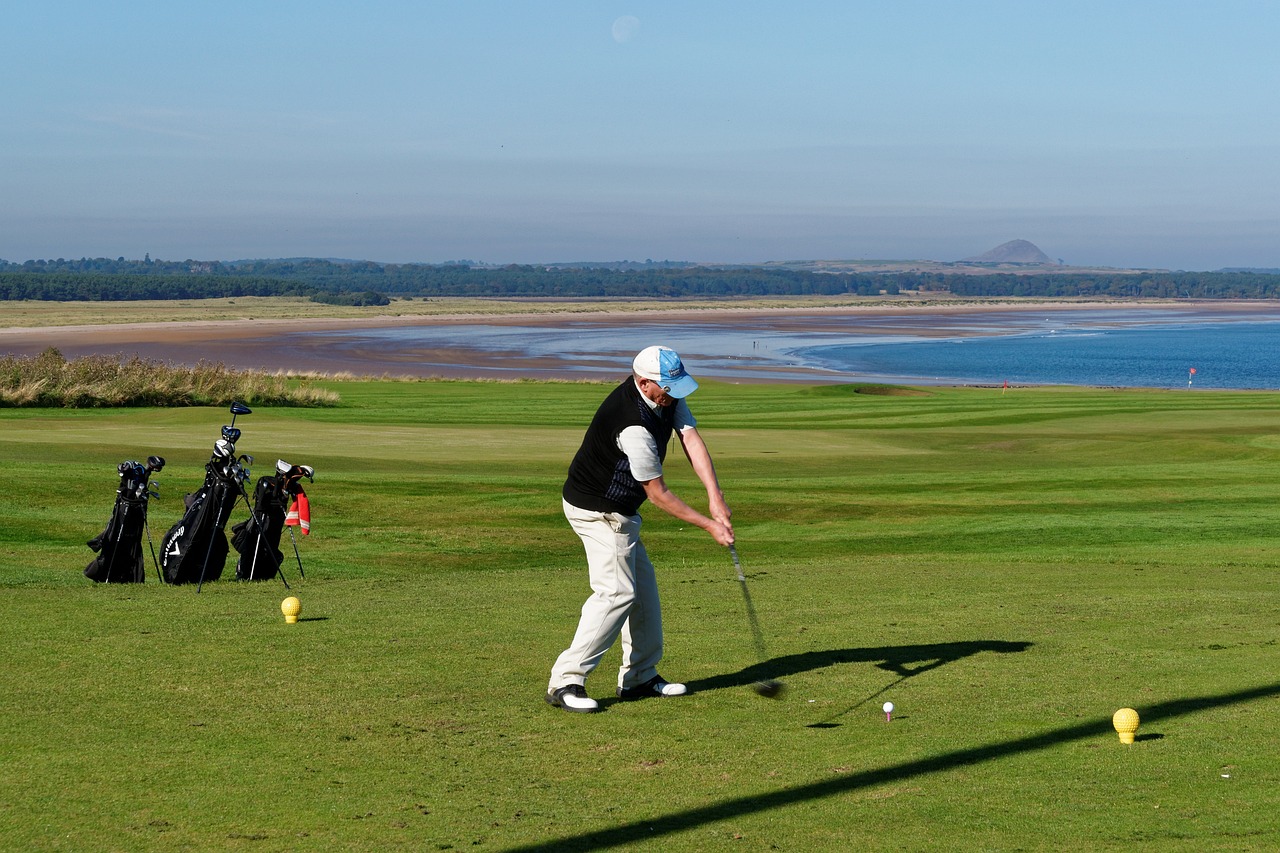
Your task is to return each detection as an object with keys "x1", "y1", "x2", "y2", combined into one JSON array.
[
  {"x1": 159, "y1": 402, "x2": 253, "y2": 589},
  {"x1": 85, "y1": 455, "x2": 165, "y2": 583},
  {"x1": 232, "y1": 459, "x2": 313, "y2": 581}
]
